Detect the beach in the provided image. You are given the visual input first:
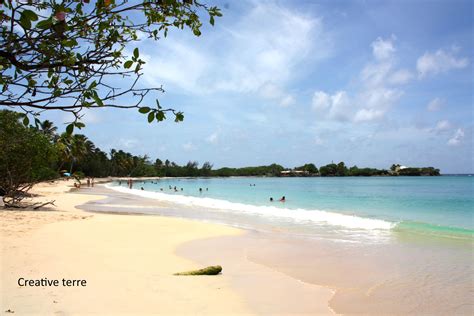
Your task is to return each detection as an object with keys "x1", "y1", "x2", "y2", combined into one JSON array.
[
  {"x1": 92, "y1": 177, "x2": 473, "y2": 315},
  {"x1": 0, "y1": 180, "x2": 334, "y2": 315}
]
